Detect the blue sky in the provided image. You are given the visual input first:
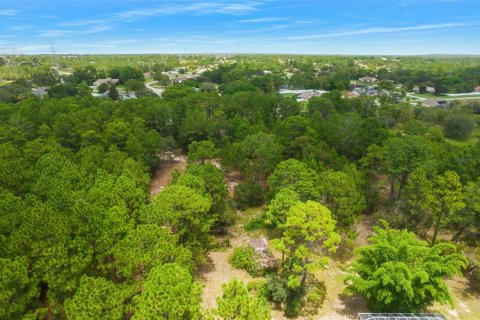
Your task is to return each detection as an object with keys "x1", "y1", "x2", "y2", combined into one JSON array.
[{"x1": 0, "y1": 0, "x2": 479, "y2": 54}]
